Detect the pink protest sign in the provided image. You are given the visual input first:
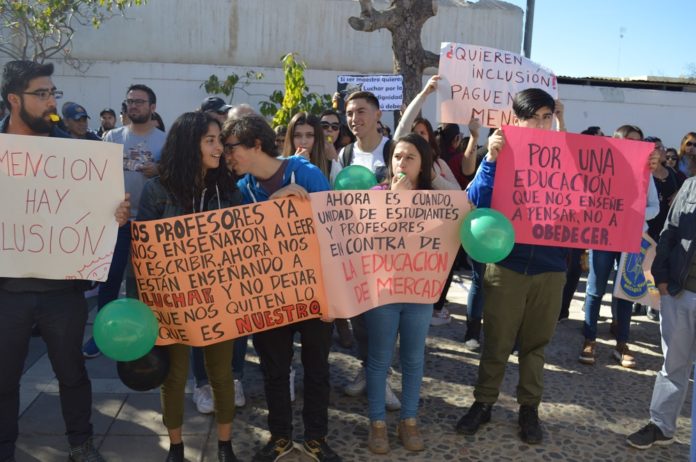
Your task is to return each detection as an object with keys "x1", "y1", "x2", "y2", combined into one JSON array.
[
  {"x1": 490, "y1": 126, "x2": 653, "y2": 253},
  {"x1": 310, "y1": 190, "x2": 469, "y2": 319},
  {"x1": 438, "y1": 42, "x2": 557, "y2": 128}
]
